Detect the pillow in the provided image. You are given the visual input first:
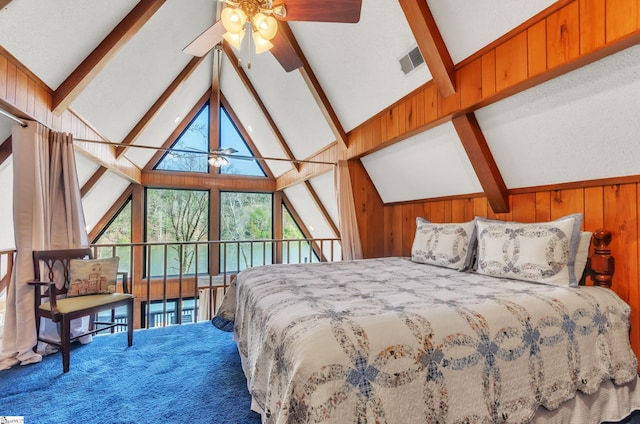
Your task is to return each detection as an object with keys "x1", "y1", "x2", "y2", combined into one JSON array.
[
  {"x1": 67, "y1": 257, "x2": 120, "y2": 297},
  {"x1": 574, "y1": 231, "x2": 592, "y2": 283},
  {"x1": 411, "y1": 217, "x2": 476, "y2": 271},
  {"x1": 474, "y1": 214, "x2": 583, "y2": 287}
]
